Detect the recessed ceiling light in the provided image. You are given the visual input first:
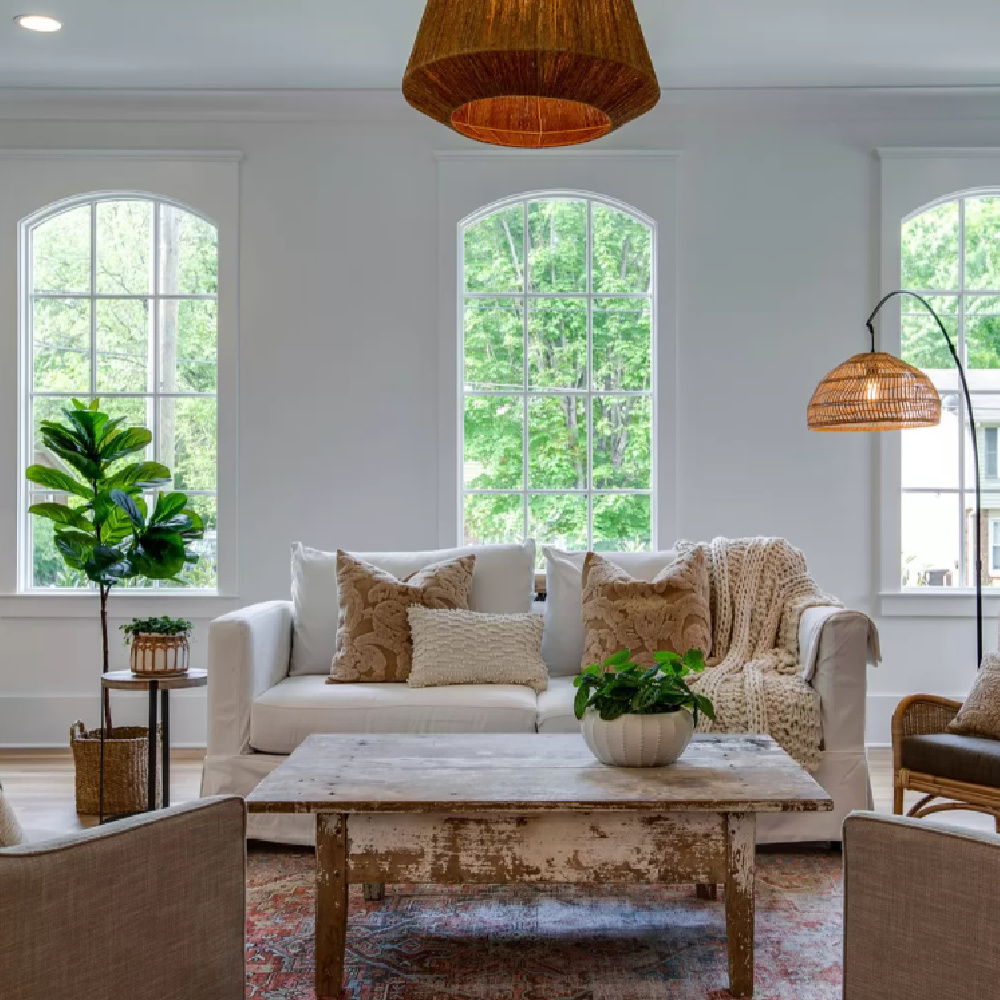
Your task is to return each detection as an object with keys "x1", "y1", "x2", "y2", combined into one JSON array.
[{"x1": 14, "y1": 14, "x2": 62, "y2": 32}]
